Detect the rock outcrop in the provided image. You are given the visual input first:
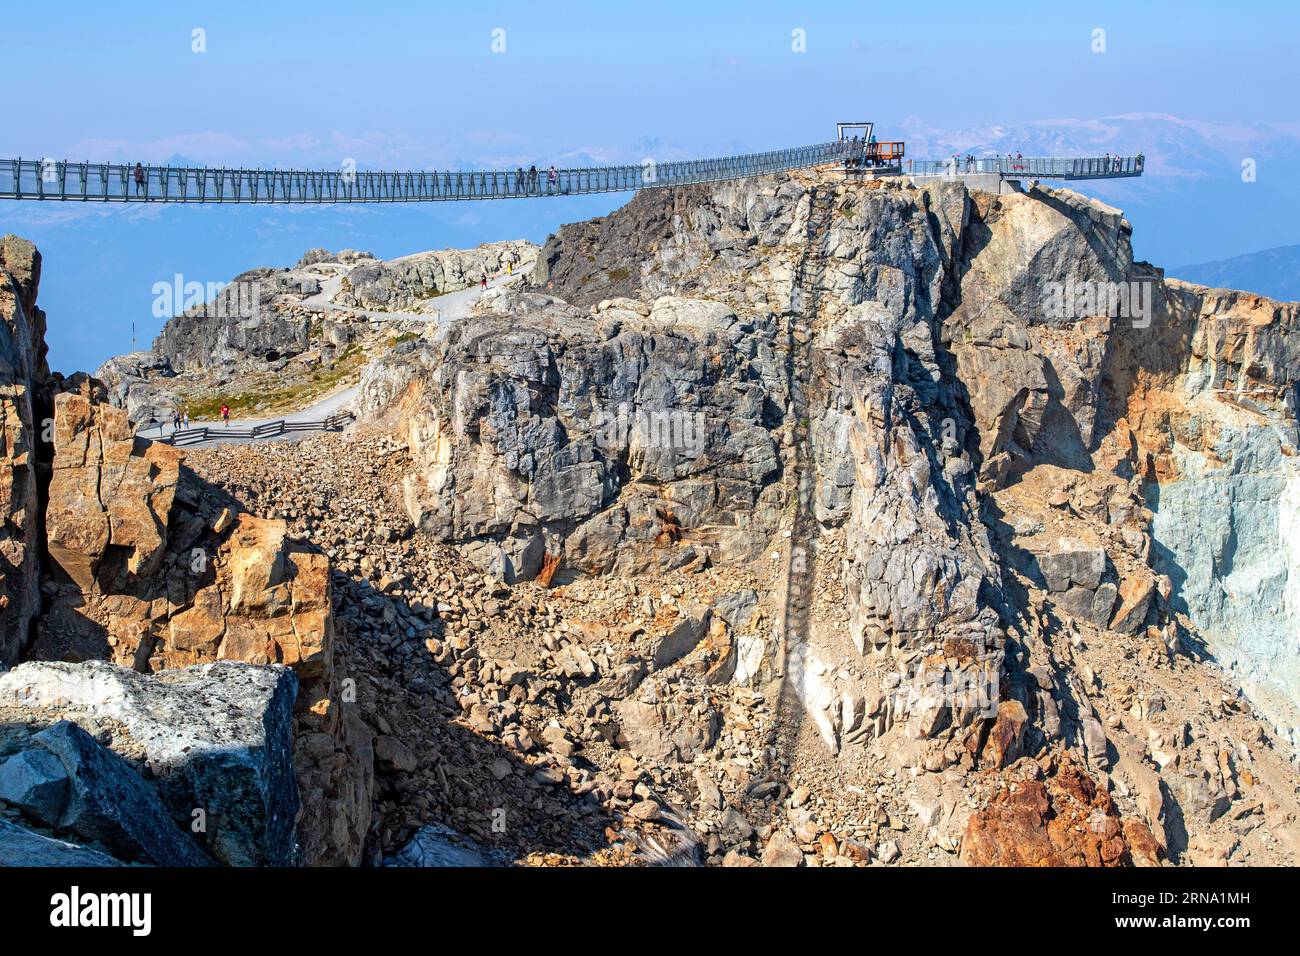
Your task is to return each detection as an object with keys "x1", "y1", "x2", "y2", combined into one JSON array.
[
  {"x1": 344, "y1": 169, "x2": 1300, "y2": 867},
  {"x1": 29, "y1": 384, "x2": 372, "y2": 865},
  {"x1": 0, "y1": 659, "x2": 298, "y2": 865},
  {"x1": 13, "y1": 159, "x2": 1300, "y2": 869},
  {"x1": 0, "y1": 254, "x2": 373, "y2": 867},
  {"x1": 333, "y1": 241, "x2": 536, "y2": 313},
  {"x1": 0, "y1": 235, "x2": 48, "y2": 665},
  {"x1": 961, "y1": 751, "x2": 1161, "y2": 867}
]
